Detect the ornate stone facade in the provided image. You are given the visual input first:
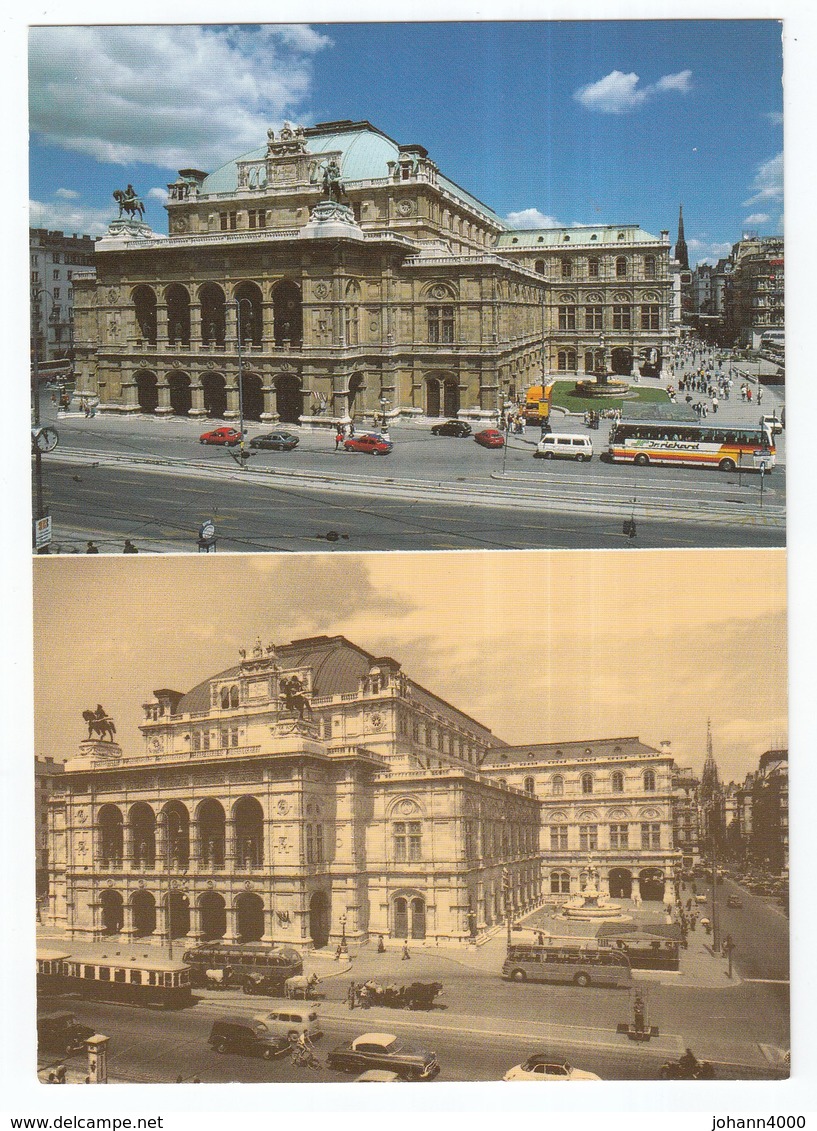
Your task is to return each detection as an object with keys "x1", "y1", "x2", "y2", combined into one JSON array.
[
  {"x1": 46, "y1": 636, "x2": 541, "y2": 949},
  {"x1": 480, "y1": 737, "x2": 681, "y2": 901},
  {"x1": 70, "y1": 120, "x2": 673, "y2": 425}
]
